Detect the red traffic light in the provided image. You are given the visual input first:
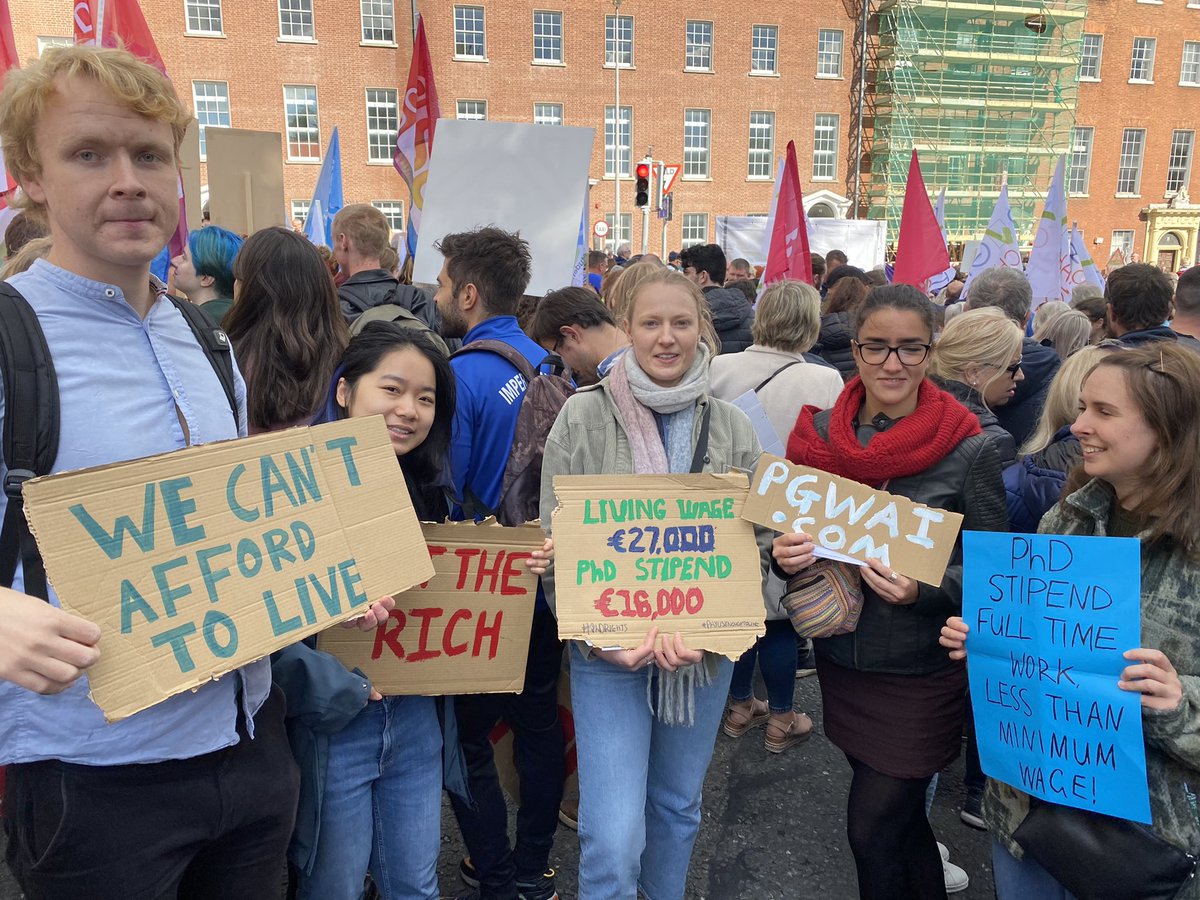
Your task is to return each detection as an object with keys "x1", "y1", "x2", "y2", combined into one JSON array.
[{"x1": 636, "y1": 162, "x2": 651, "y2": 179}]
